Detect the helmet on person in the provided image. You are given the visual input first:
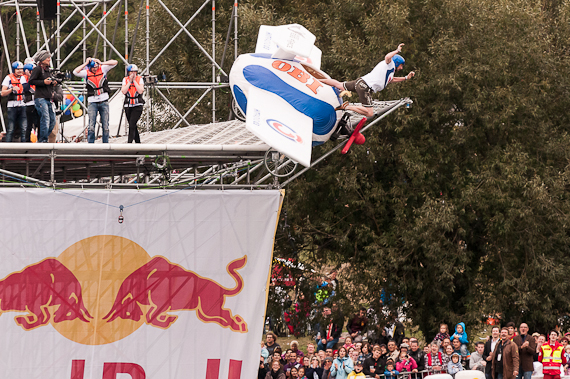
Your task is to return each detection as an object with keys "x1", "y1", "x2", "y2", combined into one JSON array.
[
  {"x1": 24, "y1": 57, "x2": 35, "y2": 65},
  {"x1": 23, "y1": 63, "x2": 35, "y2": 72},
  {"x1": 126, "y1": 64, "x2": 139, "y2": 73},
  {"x1": 11, "y1": 61, "x2": 24, "y2": 71},
  {"x1": 392, "y1": 54, "x2": 405, "y2": 69},
  {"x1": 86, "y1": 60, "x2": 98, "y2": 69}
]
